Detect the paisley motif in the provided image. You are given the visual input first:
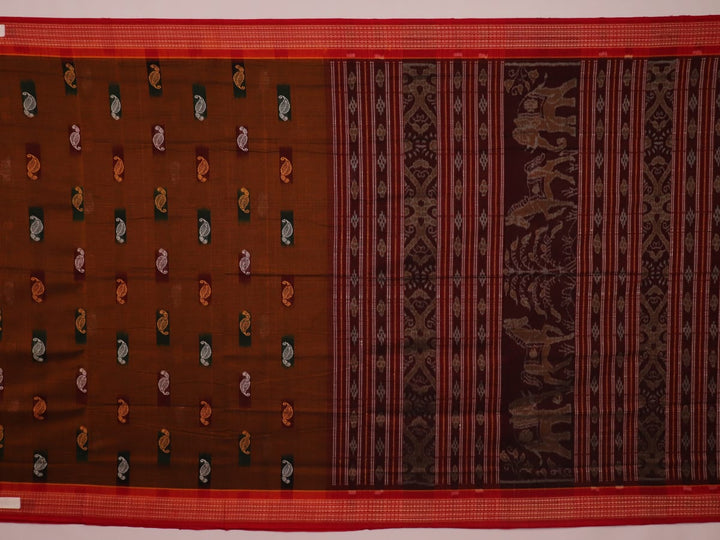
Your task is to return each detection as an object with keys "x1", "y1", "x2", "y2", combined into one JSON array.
[
  {"x1": 239, "y1": 249, "x2": 251, "y2": 276},
  {"x1": 33, "y1": 453, "x2": 48, "y2": 478},
  {"x1": 199, "y1": 458, "x2": 211, "y2": 484},
  {"x1": 69, "y1": 124, "x2": 82, "y2": 151},
  {"x1": 109, "y1": 93, "x2": 122, "y2": 120},
  {"x1": 26, "y1": 153, "x2": 40, "y2": 180},
  {"x1": 76, "y1": 368, "x2": 87, "y2": 394},
  {"x1": 116, "y1": 277, "x2": 128, "y2": 304},
  {"x1": 198, "y1": 279, "x2": 211, "y2": 306},
  {"x1": 152, "y1": 125, "x2": 165, "y2": 152},
  {"x1": 117, "y1": 398, "x2": 129, "y2": 424},
  {"x1": 281, "y1": 215, "x2": 294, "y2": 246},
  {"x1": 75, "y1": 308, "x2": 87, "y2": 335},
  {"x1": 113, "y1": 154, "x2": 125, "y2": 182},
  {"x1": 199, "y1": 400, "x2": 212, "y2": 426},
  {"x1": 281, "y1": 401, "x2": 294, "y2": 427},
  {"x1": 236, "y1": 126, "x2": 249, "y2": 152},
  {"x1": 117, "y1": 455, "x2": 129, "y2": 481},
  {"x1": 71, "y1": 186, "x2": 84, "y2": 215},
  {"x1": 76, "y1": 426, "x2": 88, "y2": 452},
  {"x1": 280, "y1": 155, "x2": 293, "y2": 184},
  {"x1": 238, "y1": 430, "x2": 251, "y2": 455},
  {"x1": 158, "y1": 429, "x2": 171, "y2": 454},
  {"x1": 155, "y1": 248, "x2": 169, "y2": 275},
  {"x1": 238, "y1": 187, "x2": 250, "y2": 216},
  {"x1": 22, "y1": 90, "x2": 37, "y2": 118},
  {"x1": 30, "y1": 276, "x2": 45, "y2": 303},
  {"x1": 33, "y1": 395, "x2": 47, "y2": 420},
  {"x1": 74, "y1": 247, "x2": 86, "y2": 274},
  {"x1": 199, "y1": 339, "x2": 212, "y2": 367},
  {"x1": 157, "y1": 370, "x2": 170, "y2": 396},
  {"x1": 281, "y1": 338, "x2": 295, "y2": 368},
  {"x1": 239, "y1": 371, "x2": 251, "y2": 398},
  {"x1": 233, "y1": 64, "x2": 246, "y2": 91},
  {"x1": 281, "y1": 279, "x2": 295, "y2": 307},
  {"x1": 148, "y1": 63, "x2": 162, "y2": 90},
  {"x1": 239, "y1": 310, "x2": 251, "y2": 337},
  {"x1": 196, "y1": 155, "x2": 209, "y2": 182},
  {"x1": 154, "y1": 187, "x2": 168, "y2": 214},
  {"x1": 278, "y1": 94, "x2": 291, "y2": 122},
  {"x1": 116, "y1": 337, "x2": 129, "y2": 365},
  {"x1": 29, "y1": 214, "x2": 44, "y2": 242},
  {"x1": 156, "y1": 310, "x2": 169, "y2": 335},
  {"x1": 198, "y1": 217, "x2": 211, "y2": 244},
  {"x1": 32, "y1": 335, "x2": 46, "y2": 362},
  {"x1": 281, "y1": 457, "x2": 294, "y2": 485},
  {"x1": 63, "y1": 62, "x2": 77, "y2": 89},
  {"x1": 193, "y1": 92, "x2": 207, "y2": 121},
  {"x1": 115, "y1": 216, "x2": 127, "y2": 244}
]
